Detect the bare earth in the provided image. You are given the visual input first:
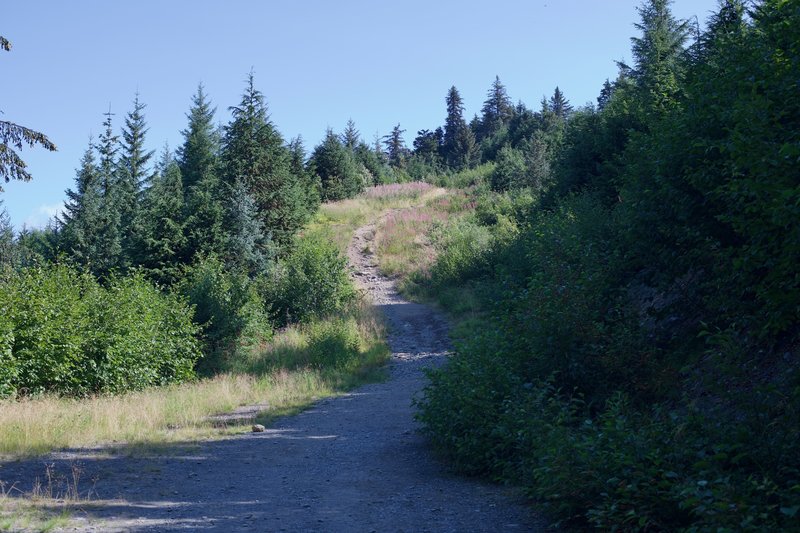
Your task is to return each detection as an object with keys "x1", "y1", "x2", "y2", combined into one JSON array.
[{"x1": 0, "y1": 215, "x2": 543, "y2": 532}]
